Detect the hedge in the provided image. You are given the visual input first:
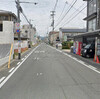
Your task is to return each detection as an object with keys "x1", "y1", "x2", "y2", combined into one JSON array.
[{"x1": 62, "y1": 41, "x2": 73, "y2": 49}]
